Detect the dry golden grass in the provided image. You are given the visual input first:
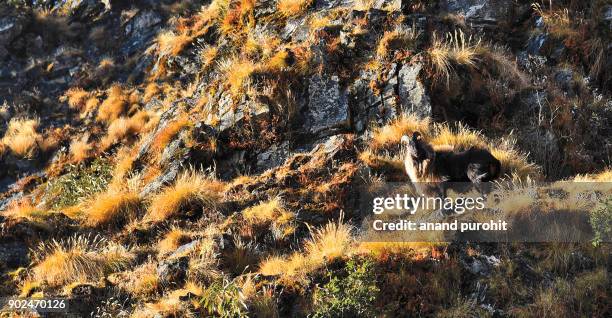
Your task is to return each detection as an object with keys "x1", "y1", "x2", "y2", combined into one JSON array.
[
  {"x1": 358, "y1": 149, "x2": 404, "y2": 172},
  {"x1": 305, "y1": 219, "x2": 353, "y2": 262},
  {"x1": 376, "y1": 27, "x2": 420, "y2": 58},
  {"x1": 573, "y1": 168, "x2": 612, "y2": 182},
  {"x1": 84, "y1": 96, "x2": 100, "y2": 114},
  {"x1": 143, "y1": 82, "x2": 161, "y2": 103},
  {"x1": 357, "y1": 242, "x2": 436, "y2": 258},
  {"x1": 62, "y1": 87, "x2": 90, "y2": 111},
  {"x1": 428, "y1": 32, "x2": 453, "y2": 82},
  {"x1": 278, "y1": 0, "x2": 313, "y2": 17},
  {"x1": 429, "y1": 123, "x2": 487, "y2": 150},
  {"x1": 259, "y1": 219, "x2": 352, "y2": 281},
  {"x1": 449, "y1": 29, "x2": 481, "y2": 68},
  {"x1": 1, "y1": 118, "x2": 42, "y2": 158},
  {"x1": 371, "y1": 114, "x2": 430, "y2": 150},
  {"x1": 112, "y1": 146, "x2": 138, "y2": 181},
  {"x1": 97, "y1": 85, "x2": 129, "y2": 123},
  {"x1": 2, "y1": 198, "x2": 48, "y2": 221},
  {"x1": 157, "y1": 31, "x2": 193, "y2": 57},
  {"x1": 100, "y1": 111, "x2": 152, "y2": 150},
  {"x1": 151, "y1": 118, "x2": 190, "y2": 154},
  {"x1": 119, "y1": 262, "x2": 159, "y2": 297},
  {"x1": 219, "y1": 57, "x2": 258, "y2": 96},
  {"x1": 82, "y1": 189, "x2": 142, "y2": 228},
  {"x1": 532, "y1": 3, "x2": 577, "y2": 39},
  {"x1": 31, "y1": 235, "x2": 133, "y2": 287},
  {"x1": 158, "y1": 227, "x2": 192, "y2": 256},
  {"x1": 242, "y1": 198, "x2": 294, "y2": 225},
  {"x1": 69, "y1": 138, "x2": 92, "y2": 163},
  {"x1": 266, "y1": 49, "x2": 291, "y2": 72},
  {"x1": 145, "y1": 171, "x2": 225, "y2": 222}
]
